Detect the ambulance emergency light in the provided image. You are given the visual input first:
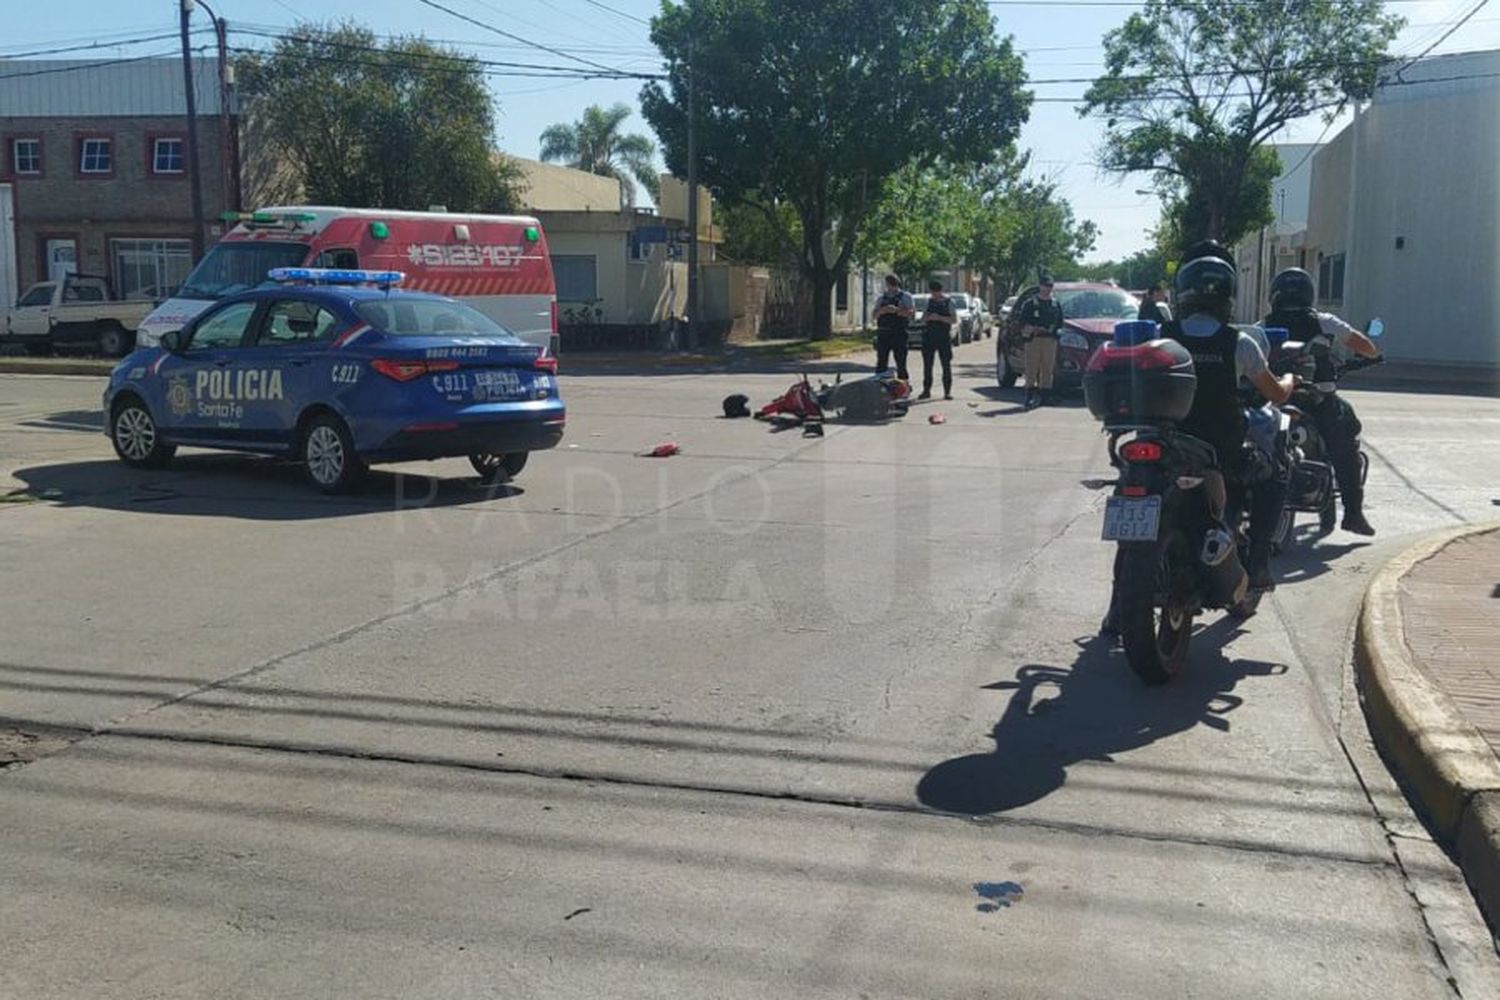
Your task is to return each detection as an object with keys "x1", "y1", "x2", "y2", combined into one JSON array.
[{"x1": 268, "y1": 268, "x2": 405, "y2": 287}]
